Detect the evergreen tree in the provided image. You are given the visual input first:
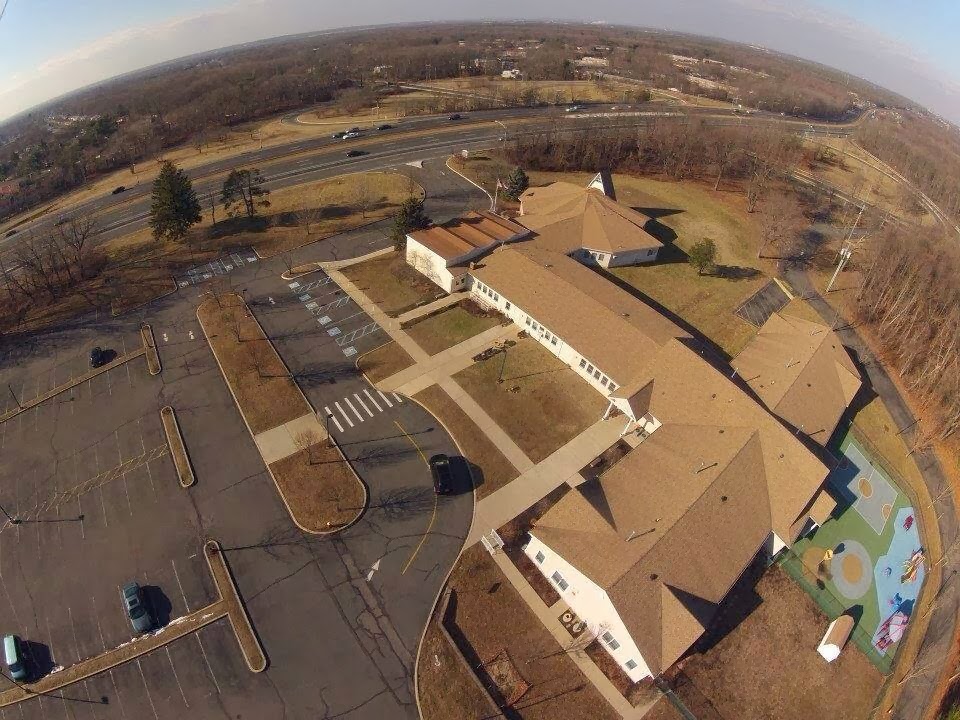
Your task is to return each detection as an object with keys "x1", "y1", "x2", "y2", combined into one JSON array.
[
  {"x1": 504, "y1": 166, "x2": 530, "y2": 200},
  {"x1": 149, "y1": 161, "x2": 201, "y2": 242},
  {"x1": 221, "y1": 168, "x2": 270, "y2": 217},
  {"x1": 392, "y1": 197, "x2": 431, "y2": 251}
]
